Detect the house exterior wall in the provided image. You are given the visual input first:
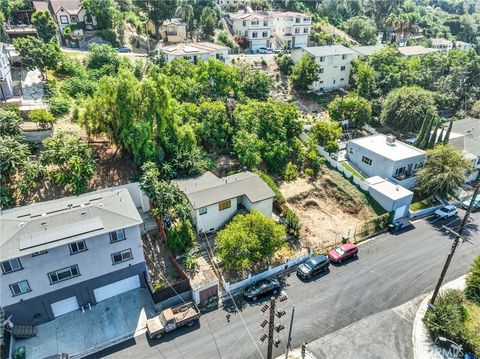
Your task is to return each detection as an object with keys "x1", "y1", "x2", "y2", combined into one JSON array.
[
  {"x1": 194, "y1": 198, "x2": 238, "y2": 233},
  {"x1": 3, "y1": 262, "x2": 146, "y2": 325},
  {"x1": 55, "y1": 7, "x2": 96, "y2": 33},
  {"x1": 367, "y1": 186, "x2": 413, "y2": 215},
  {"x1": 160, "y1": 23, "x2": 187, "y2": 43},
  {"x1": 230, "y1": 18, "x2": 272, "y2": 50},
  {"x1": 272, "y1": 14, "x2": 311, "y2": 49},
  {"x1": 241, "y1": 196, "x2": 273, "y2": 217},
  {"x1": 432, "y1": 43, "x2": 452, "y2": 52},
  {"x1": 217, "y1": 0, "x2": 250, "y2": 8},
  {"x1": 0, "y1": 47, "x2": 13, "y2": 100},
  {"x1": 1, "y1": 225, "x2": 144, "y2": 308}
]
